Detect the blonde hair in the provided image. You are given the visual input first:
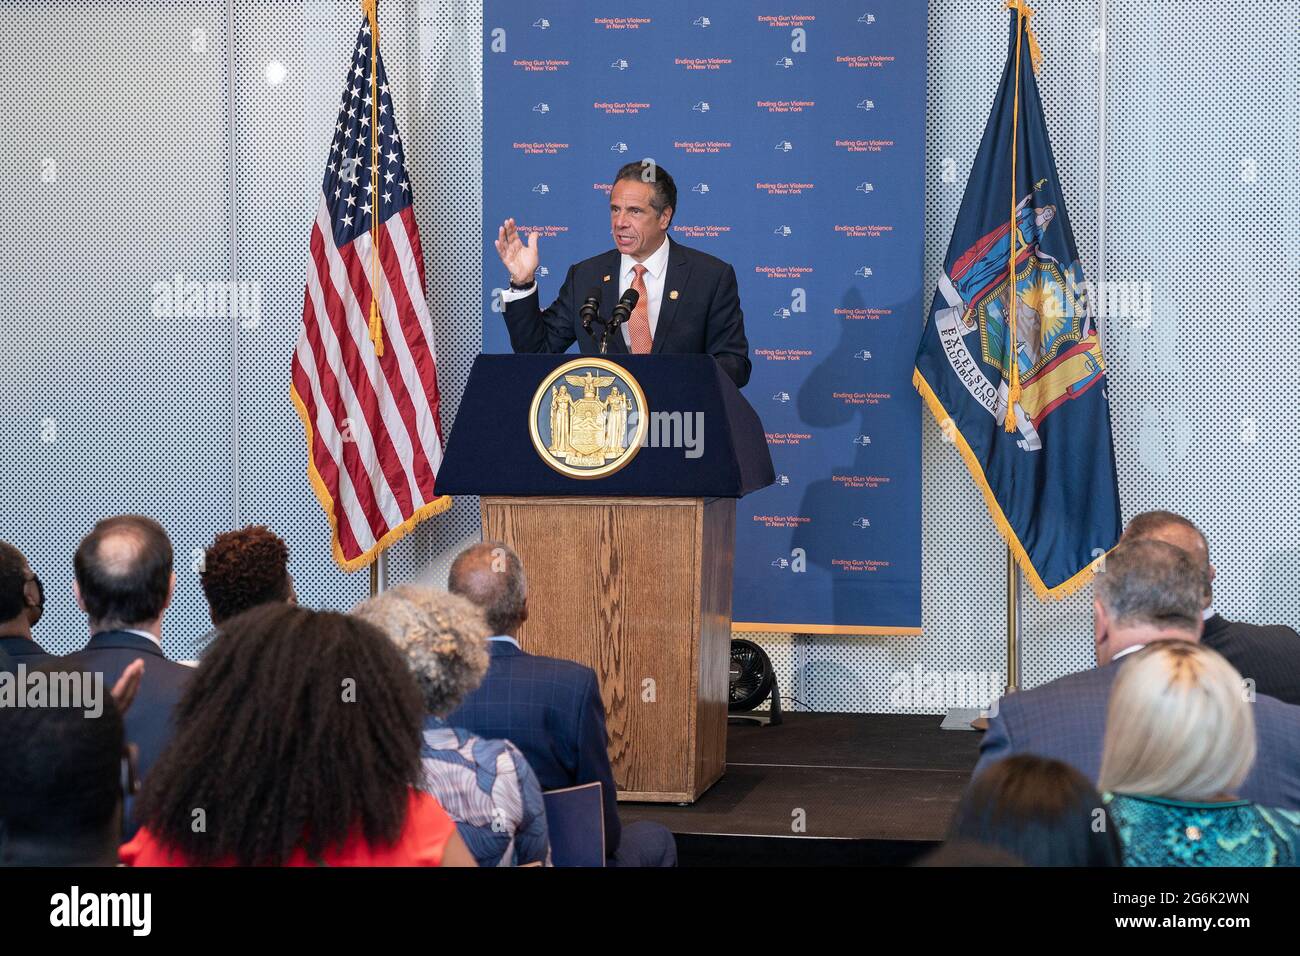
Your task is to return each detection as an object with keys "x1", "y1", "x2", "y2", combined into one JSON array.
[
  {"x1": 352, "y1": 584, "x2": 491, "y2": 717},
  {"x1": 1099, "y1": 640, "x2": 1255, "y2": 801}
]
